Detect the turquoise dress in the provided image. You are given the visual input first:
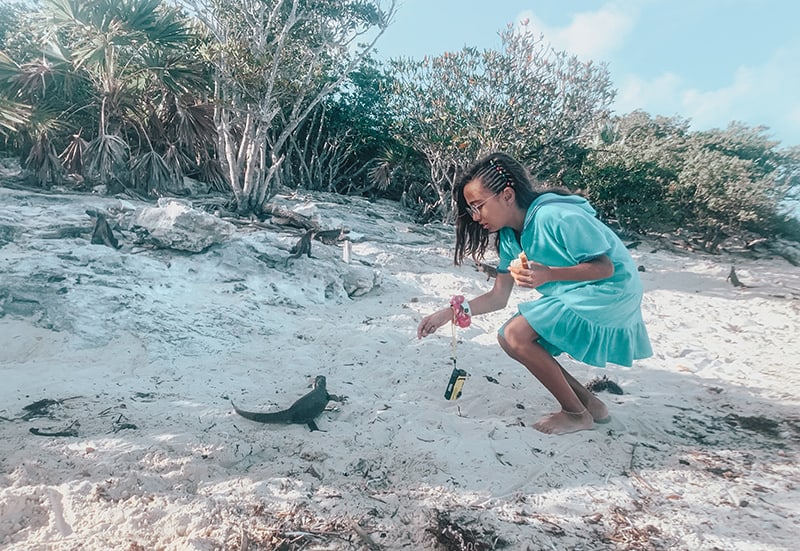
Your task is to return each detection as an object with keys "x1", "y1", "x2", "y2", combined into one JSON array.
[{"x1": 497, "y1": 193, "x2": 652, "y2": 367}]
